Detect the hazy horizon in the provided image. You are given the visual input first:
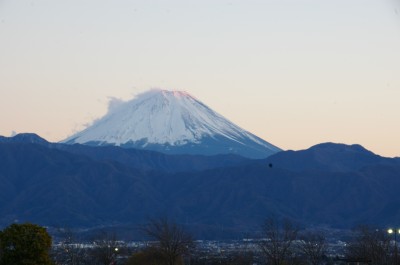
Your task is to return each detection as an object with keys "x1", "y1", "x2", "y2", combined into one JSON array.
[{"x1": 1, "y1": 0, "x2": 400, "y2": 157}]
